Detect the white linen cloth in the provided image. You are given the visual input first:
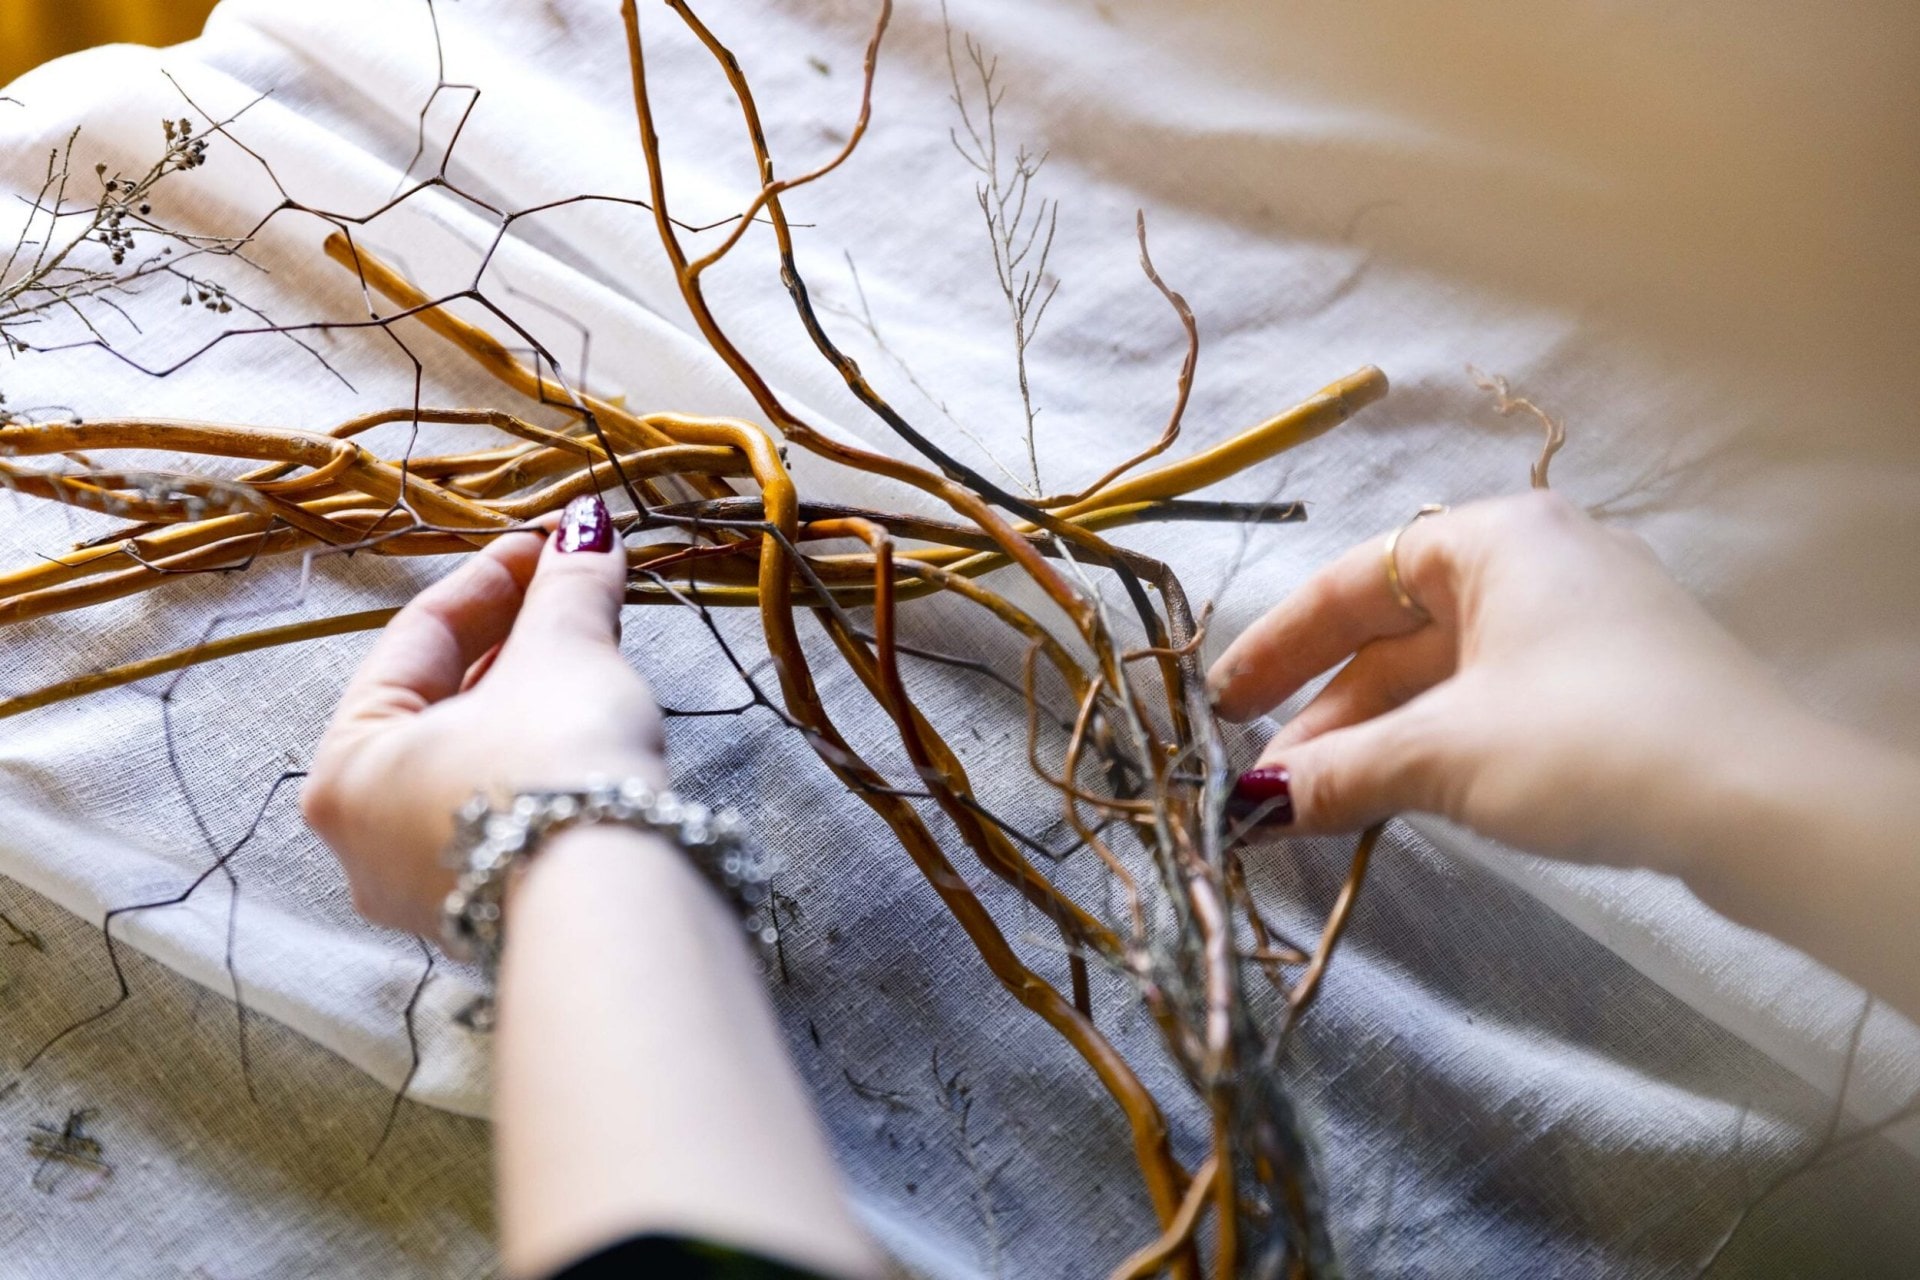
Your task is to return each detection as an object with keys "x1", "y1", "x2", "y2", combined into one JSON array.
[{"x1": 1, "y1": 1, "x2": 1916, "y2": 1274}]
